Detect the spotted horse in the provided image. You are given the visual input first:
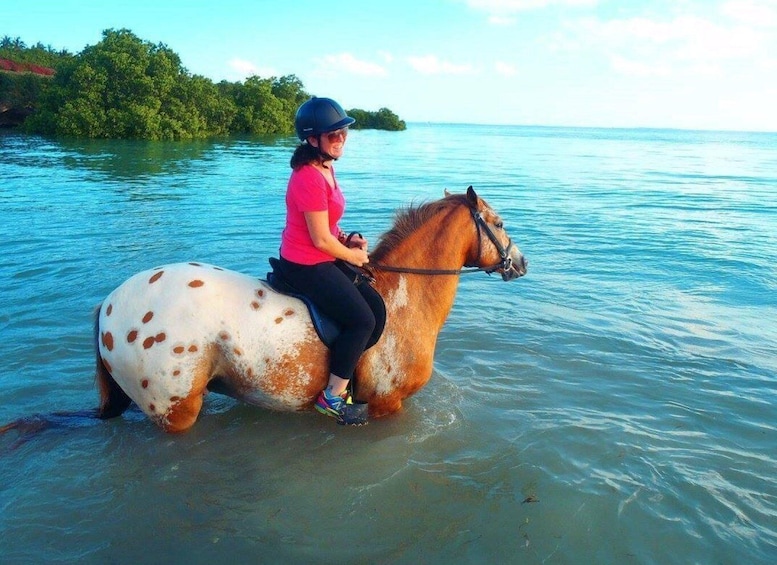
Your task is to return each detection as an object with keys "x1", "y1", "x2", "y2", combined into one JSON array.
[{"x1": 3, "y1": 187, "x2": 527, "y2": 436}]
